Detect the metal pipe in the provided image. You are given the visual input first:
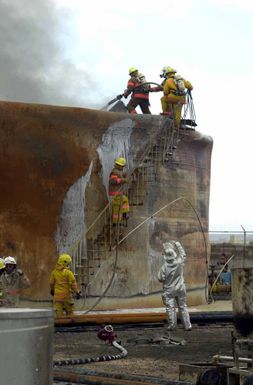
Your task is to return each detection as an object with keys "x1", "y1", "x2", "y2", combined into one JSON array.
[
  {"x1": 54, "y1": 311, "x2": 233, "y2": 327},
  {"x1": 213, "y1": 354, "x2": 252, "y2": 364}
]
